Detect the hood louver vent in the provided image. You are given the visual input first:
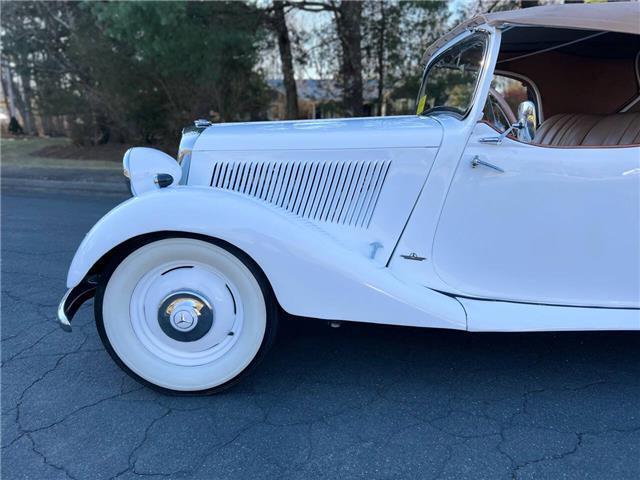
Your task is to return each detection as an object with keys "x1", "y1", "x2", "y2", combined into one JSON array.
[{"x1": 210, "y1": 160, "x2": 390, "y2": 228}]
